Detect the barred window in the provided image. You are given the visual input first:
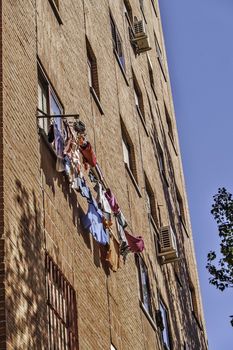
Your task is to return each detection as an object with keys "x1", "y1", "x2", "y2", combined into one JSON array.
[{"x1": 46, "y1": 254, "x2": 78, "y2": 350}]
